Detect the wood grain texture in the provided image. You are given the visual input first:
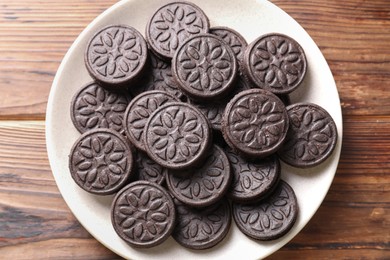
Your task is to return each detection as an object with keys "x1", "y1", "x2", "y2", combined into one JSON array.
[{"x1": 0, "y1": 0, "x2": 389, "y2": 259}]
